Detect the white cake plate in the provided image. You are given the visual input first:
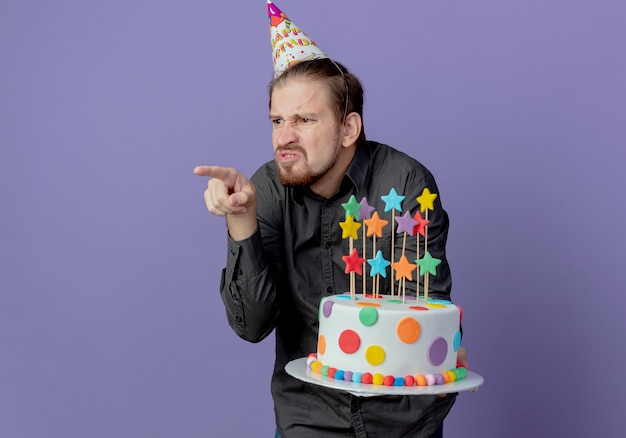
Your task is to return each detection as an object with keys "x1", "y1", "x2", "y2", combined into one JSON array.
[{"x1": 285, "y1": 357, "x2": 484, "y2": 397}]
